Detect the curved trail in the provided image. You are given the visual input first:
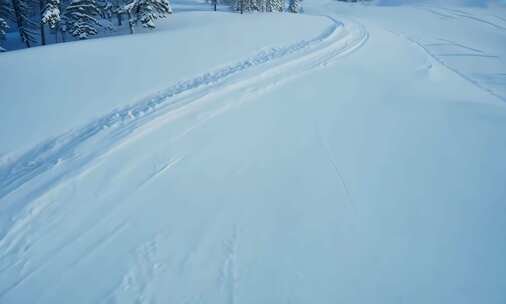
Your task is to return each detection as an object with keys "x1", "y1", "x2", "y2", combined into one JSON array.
[
  {"x1": 0, "y1": 16, "x2": 367, "y2": 204},
  {"x1": 0, "y1": 16, "x2": 368, "y2": 300},
  {"x1": 2, "y1": 2, "x2": 506, "y2": 303}
]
